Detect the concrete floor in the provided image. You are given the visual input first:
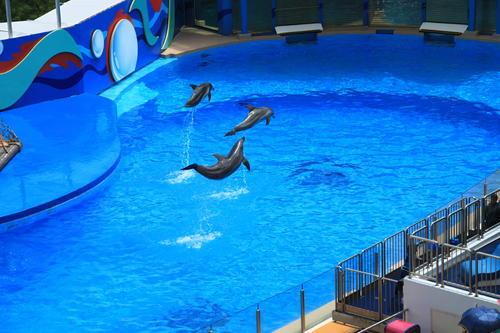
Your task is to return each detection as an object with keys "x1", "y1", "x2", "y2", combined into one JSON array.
[{"x1": 310, "y1": 321, "x2": 359, "y2": 333}]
